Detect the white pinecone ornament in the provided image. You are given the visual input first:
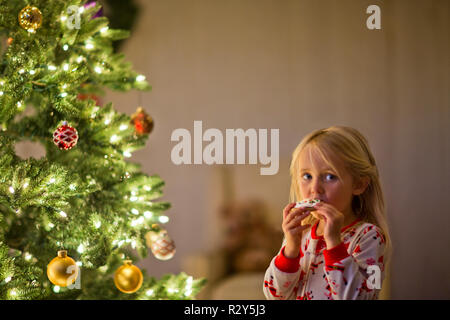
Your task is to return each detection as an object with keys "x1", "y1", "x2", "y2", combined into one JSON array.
[{"x1": 150, "y1": 230, "x2": 176, "y2": 261}]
